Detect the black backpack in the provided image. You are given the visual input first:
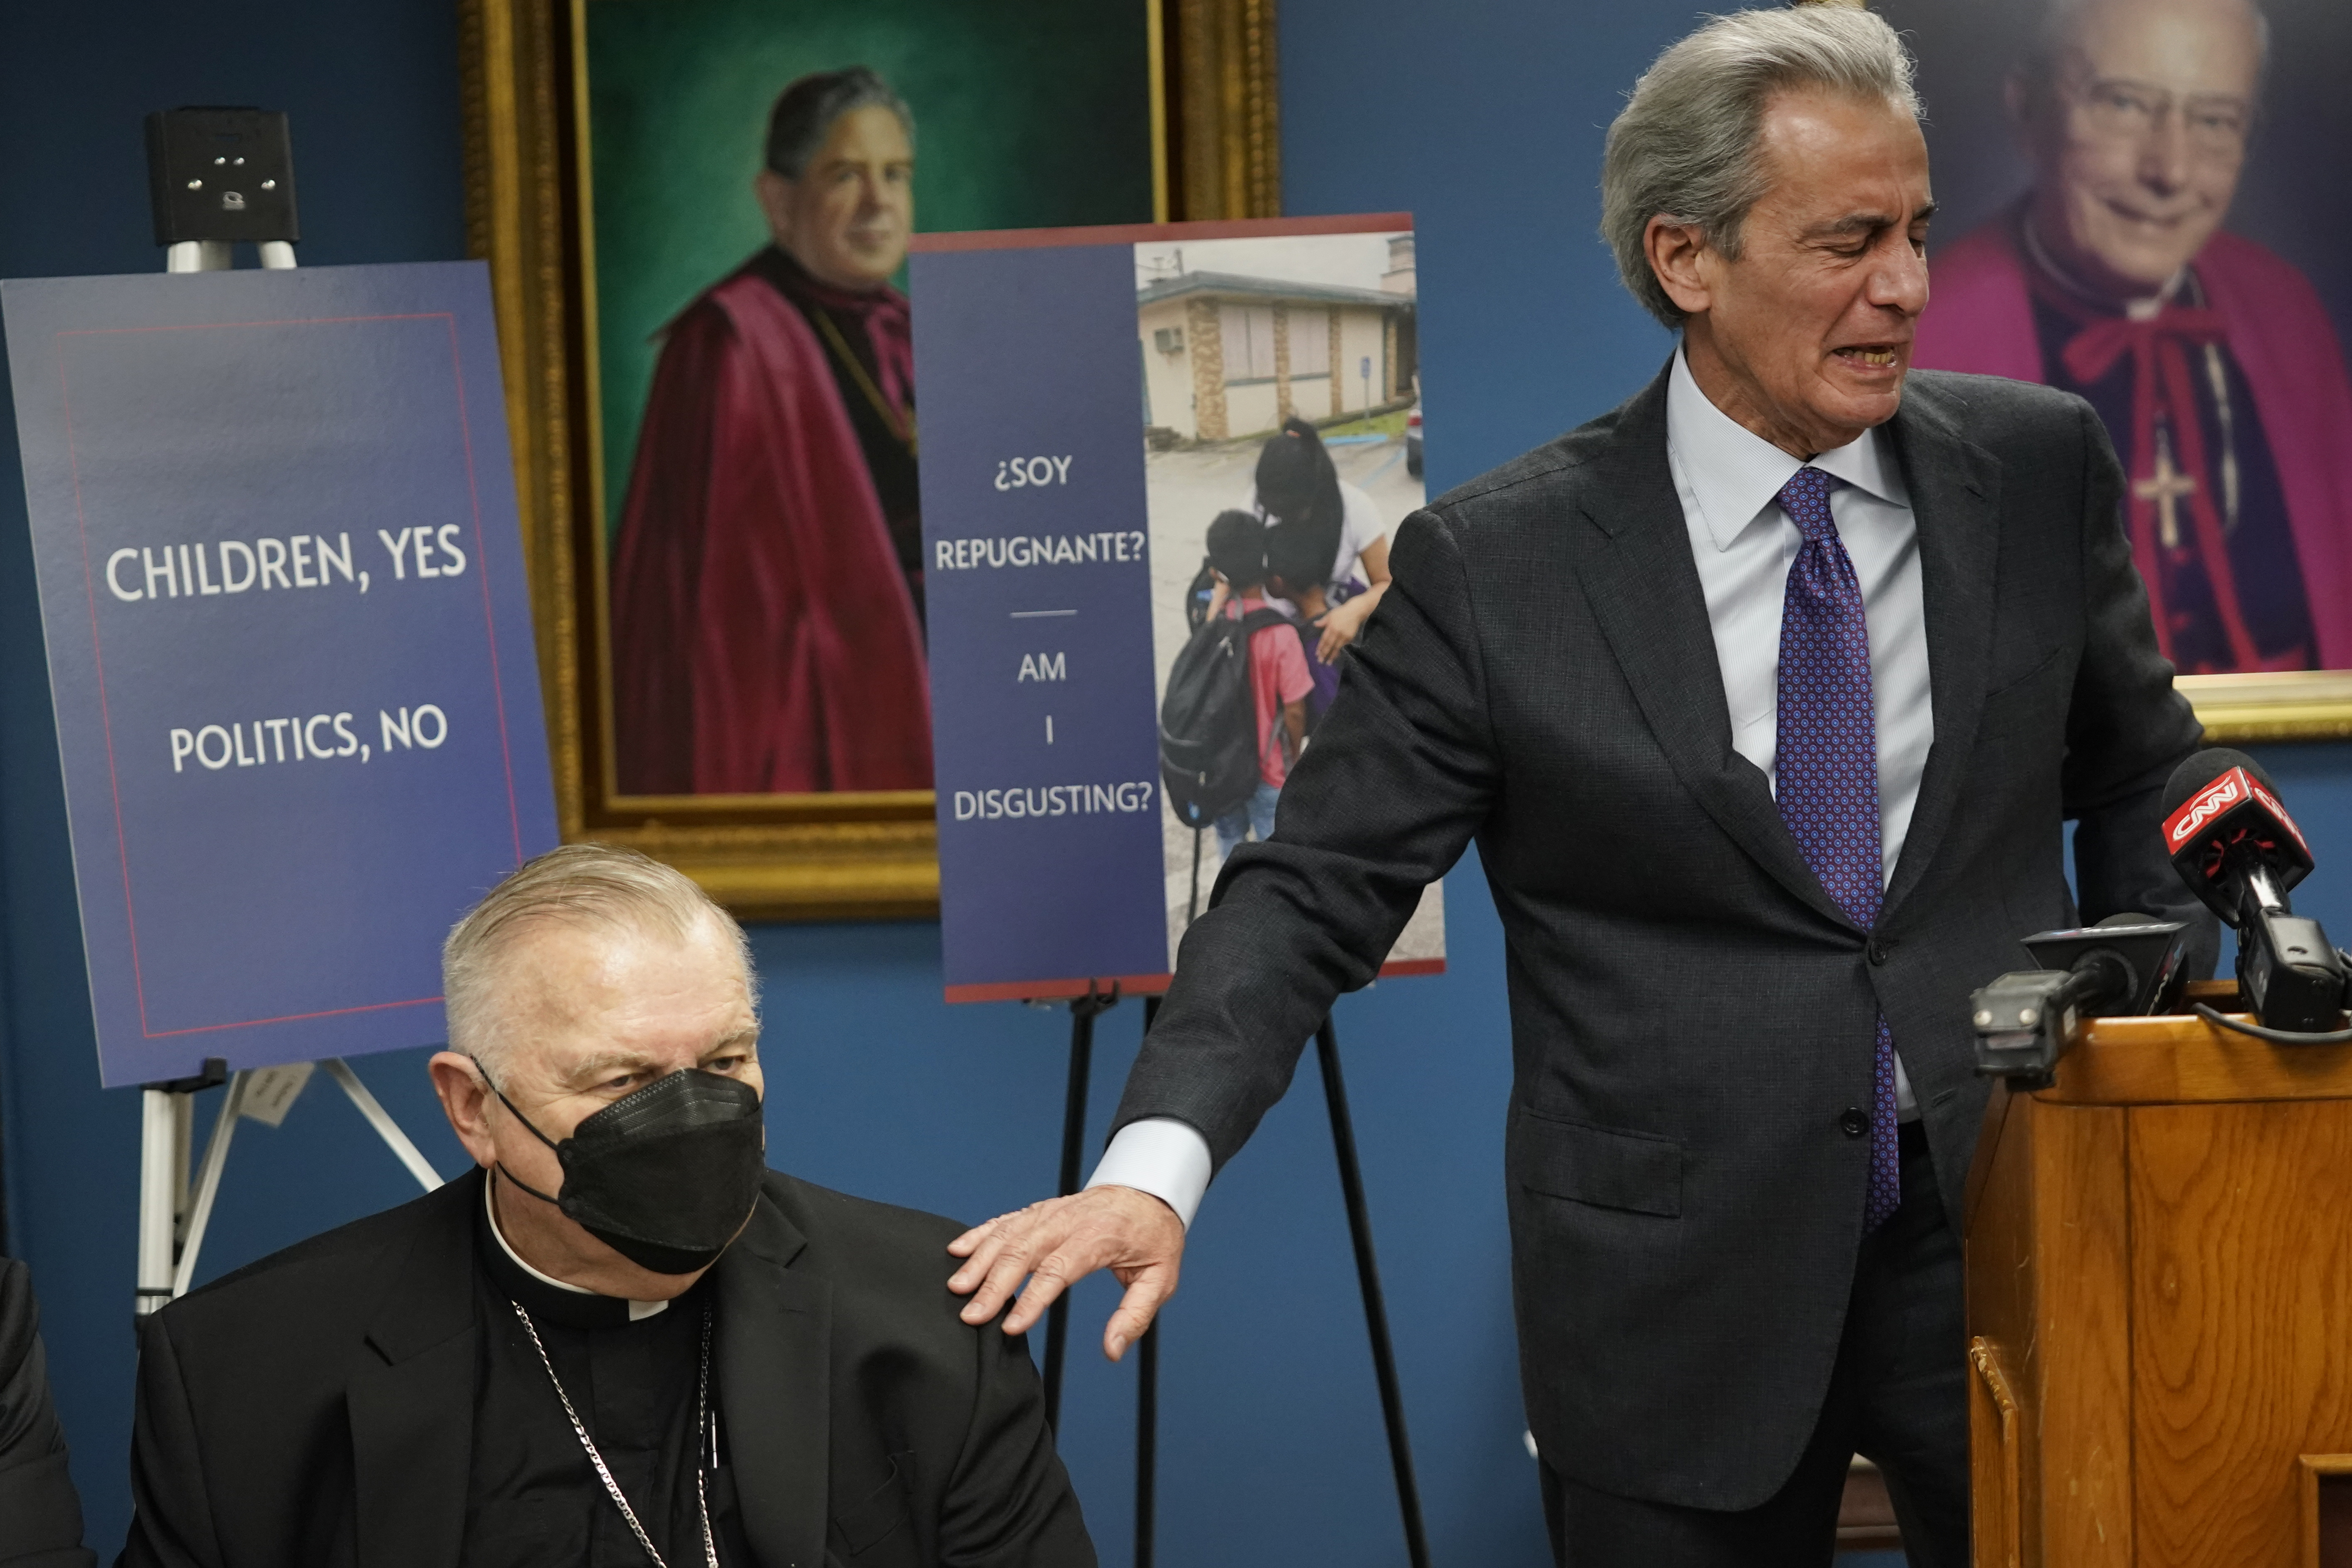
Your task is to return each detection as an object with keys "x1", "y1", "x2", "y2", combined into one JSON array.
[{"x1": 1159, "y1": 604, "x2": 1293, "y2": 829}]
